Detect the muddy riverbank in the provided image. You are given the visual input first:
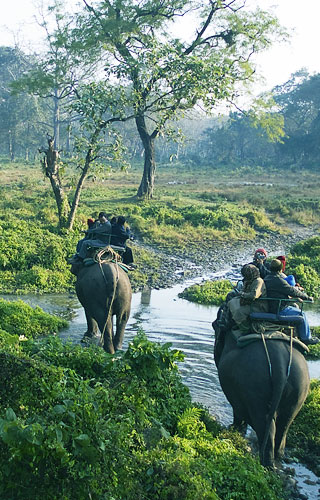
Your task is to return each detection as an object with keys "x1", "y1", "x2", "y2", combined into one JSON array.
[{"x1": 135, "y1": 225, "x2": 317, "y2": 291}]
